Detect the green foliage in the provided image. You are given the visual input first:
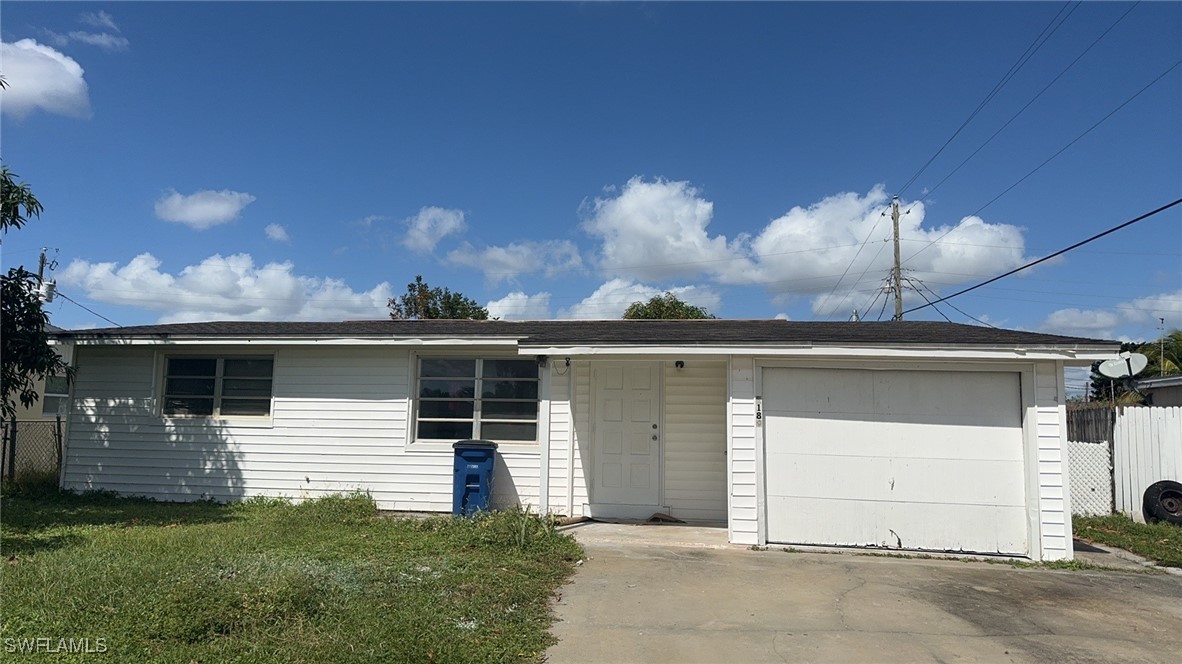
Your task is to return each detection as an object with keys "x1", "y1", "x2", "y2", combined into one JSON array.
[
  {"x1": 1, "y1": 168, "x2": 71, "y2": 419},
  {"x1": 388, "y1": 275, "x2": 489, "y2": 320},
  {"x1": 1, "y1": 166, "x2": 45, "y2": 232},
  {"x1": 1074, "y1": 514, "x2": 1182, "y2": 568},
  {"x1": 0, "y1": 492, "x2": 582, "y2": 662},
  {"x1": 622, "y1": 292, "x2": 717, "y2": 319}
]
